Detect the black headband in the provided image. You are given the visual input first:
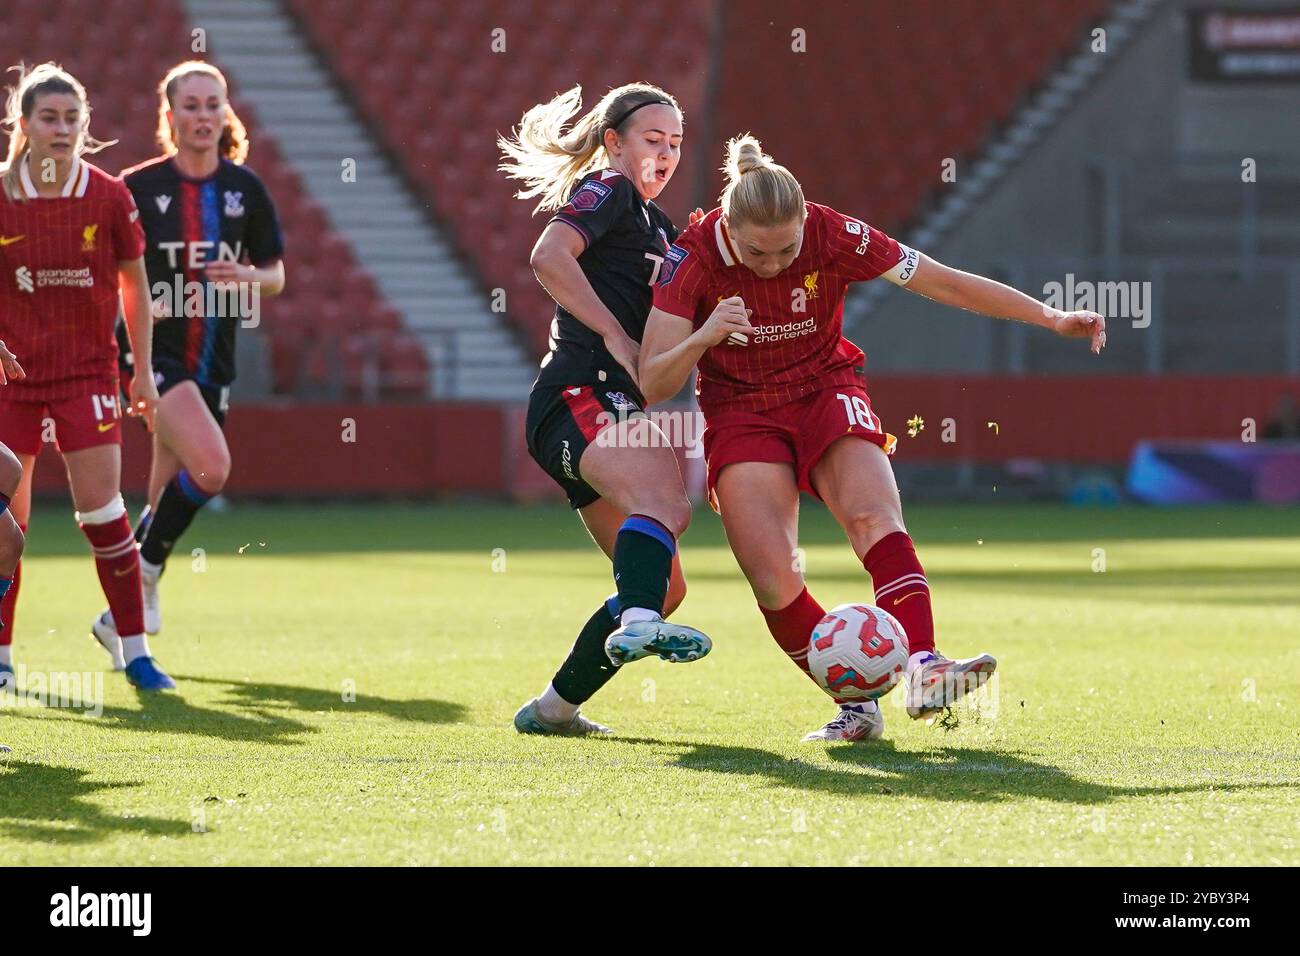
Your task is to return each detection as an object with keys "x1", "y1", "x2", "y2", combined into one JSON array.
[{"x1": 608, "y1": 98, "x2": 672, "y2": 131}]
